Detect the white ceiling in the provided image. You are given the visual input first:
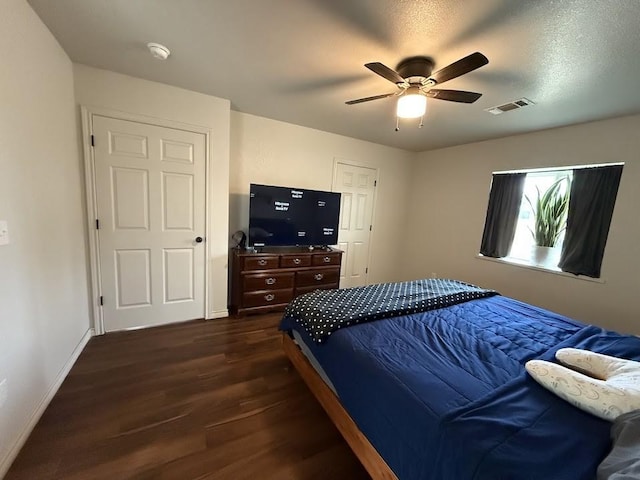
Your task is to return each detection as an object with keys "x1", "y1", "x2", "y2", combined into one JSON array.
[{"x1": 28, "y1": 0, "x2": 640, "y2": 152}]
